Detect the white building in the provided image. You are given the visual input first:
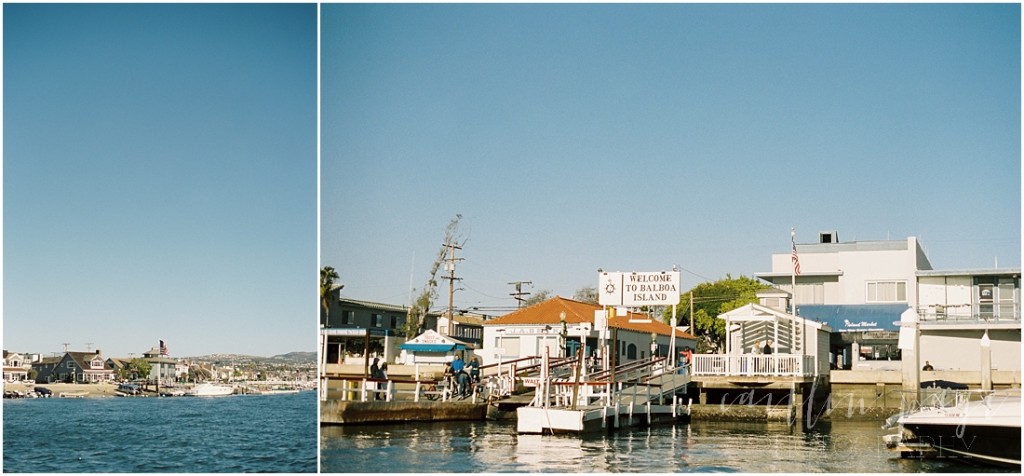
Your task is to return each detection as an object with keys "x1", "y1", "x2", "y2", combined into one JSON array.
[{"x1": 755, "y1": 232, "x2": 1020, "y2": 386}]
